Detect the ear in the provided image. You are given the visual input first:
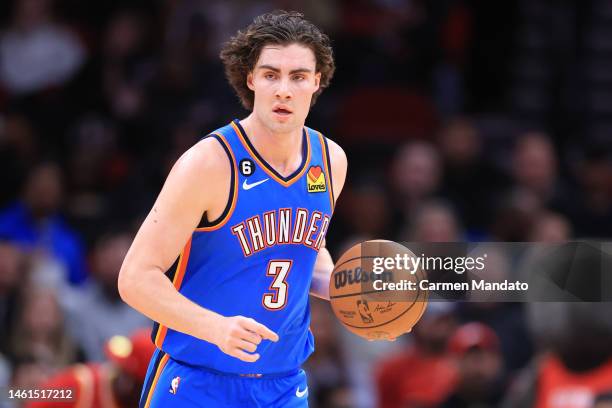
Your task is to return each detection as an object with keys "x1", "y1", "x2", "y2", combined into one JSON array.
[
  {"x1": 247, "y1": 72, "x2": 255, "y2": 91},
  {"x1": 313, "y1": 72, "x2": 321, "y2": 93}
]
